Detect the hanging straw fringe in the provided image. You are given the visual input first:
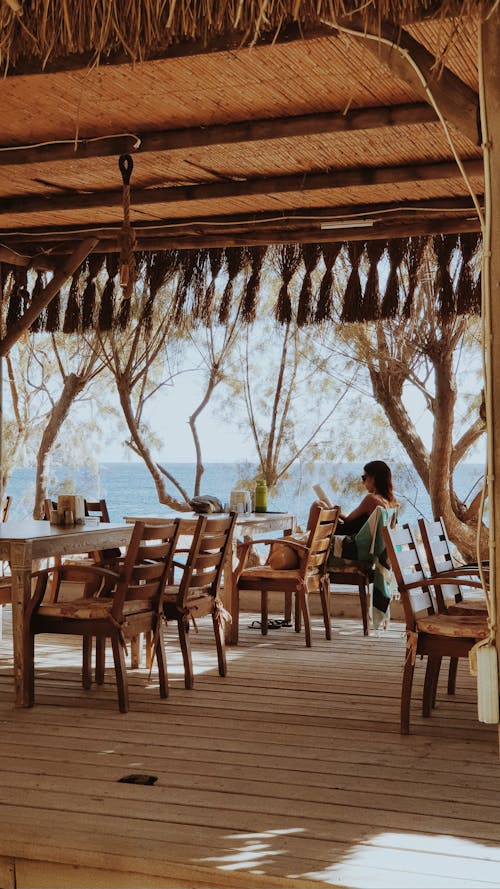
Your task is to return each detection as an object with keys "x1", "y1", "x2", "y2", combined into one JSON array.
[
  {"x1": 29, "y1": 271, "x2": 46, "y2": 333},
  {"x1": 118, "y1": 155, "x2": 137, "y2": 301},
  {"x1": 402, "y1": 236, "x2": 426, "y2": 318},
  {"x1": 242, "y1": 246, "x2": 266, "y2": 323},
  {"x1": 381, "y1": 239, "x2": 405, "y2": 319},
  {"x1": 434, "y1": 233, "x2": 458, "y2": 320},
  {"x1": 218, "y1": 247, "x2": 246, "y2": 324},
  {"x1": 340, "y1": 243, "x2": 365, "y2": 323},
  {"x1": 82, "y1": 254, "x2": 104, "y2": 331},
  {"x1": 362, "y1": 241, "x2": 385, "y2": 321},
  {"x1": 62, "y1": 271, "x2": 81, "y2": 334},
  {"x1": 315, "y1": 242, "x2": 342, "y2": 323},
  {"x1": 297, "y1": 244, "x2": 321, "y2": 327},
  {"x1": 202, "y1": 248, "x2": 225, "y2": 323},
  {"x1": 275, "y1": 244, "x2": 301, "y2": 323},
  {"x1": 6, "y1": 266, "x2": 28, "y2": 328},
  {"x1": 456, "y1": 233, "x2": 481, "y2": 315},
  {"x1": 99, "y1": 254, "x2": 119, "y2": 331}
]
